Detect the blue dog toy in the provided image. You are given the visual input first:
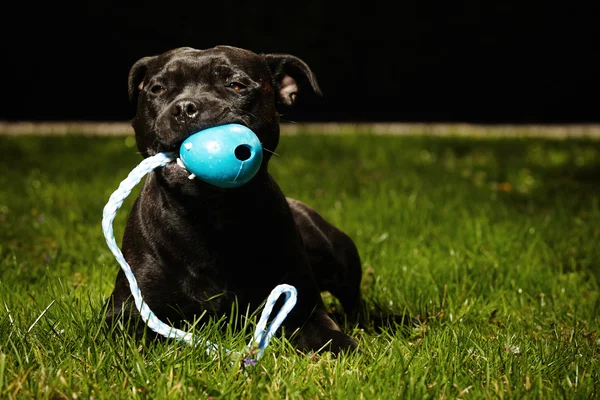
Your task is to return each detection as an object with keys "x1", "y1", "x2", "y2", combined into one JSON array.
[
  {"x1": 102, "y1": 124, "x2": 296, "y2": 364},
  {"x1": 179, "y1": 124, "x2": 263, "y2": 188}
]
